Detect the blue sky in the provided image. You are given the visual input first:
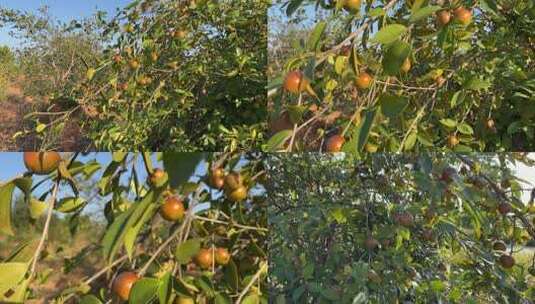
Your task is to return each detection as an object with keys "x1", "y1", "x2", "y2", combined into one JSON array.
[{"x1": 0, "y1": 0, "x2": 130, "y2": 47}]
